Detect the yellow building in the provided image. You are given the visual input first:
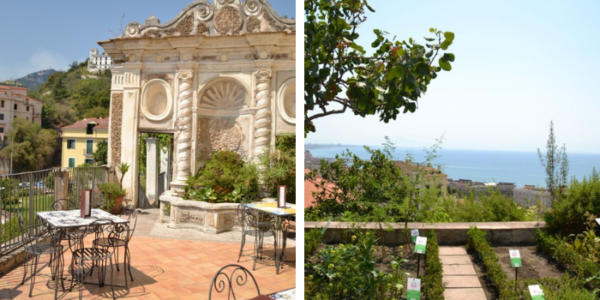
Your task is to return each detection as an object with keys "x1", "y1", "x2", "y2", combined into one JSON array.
[{"x1": 60, "y1": 118, "x2": 108, "y2": 167}]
